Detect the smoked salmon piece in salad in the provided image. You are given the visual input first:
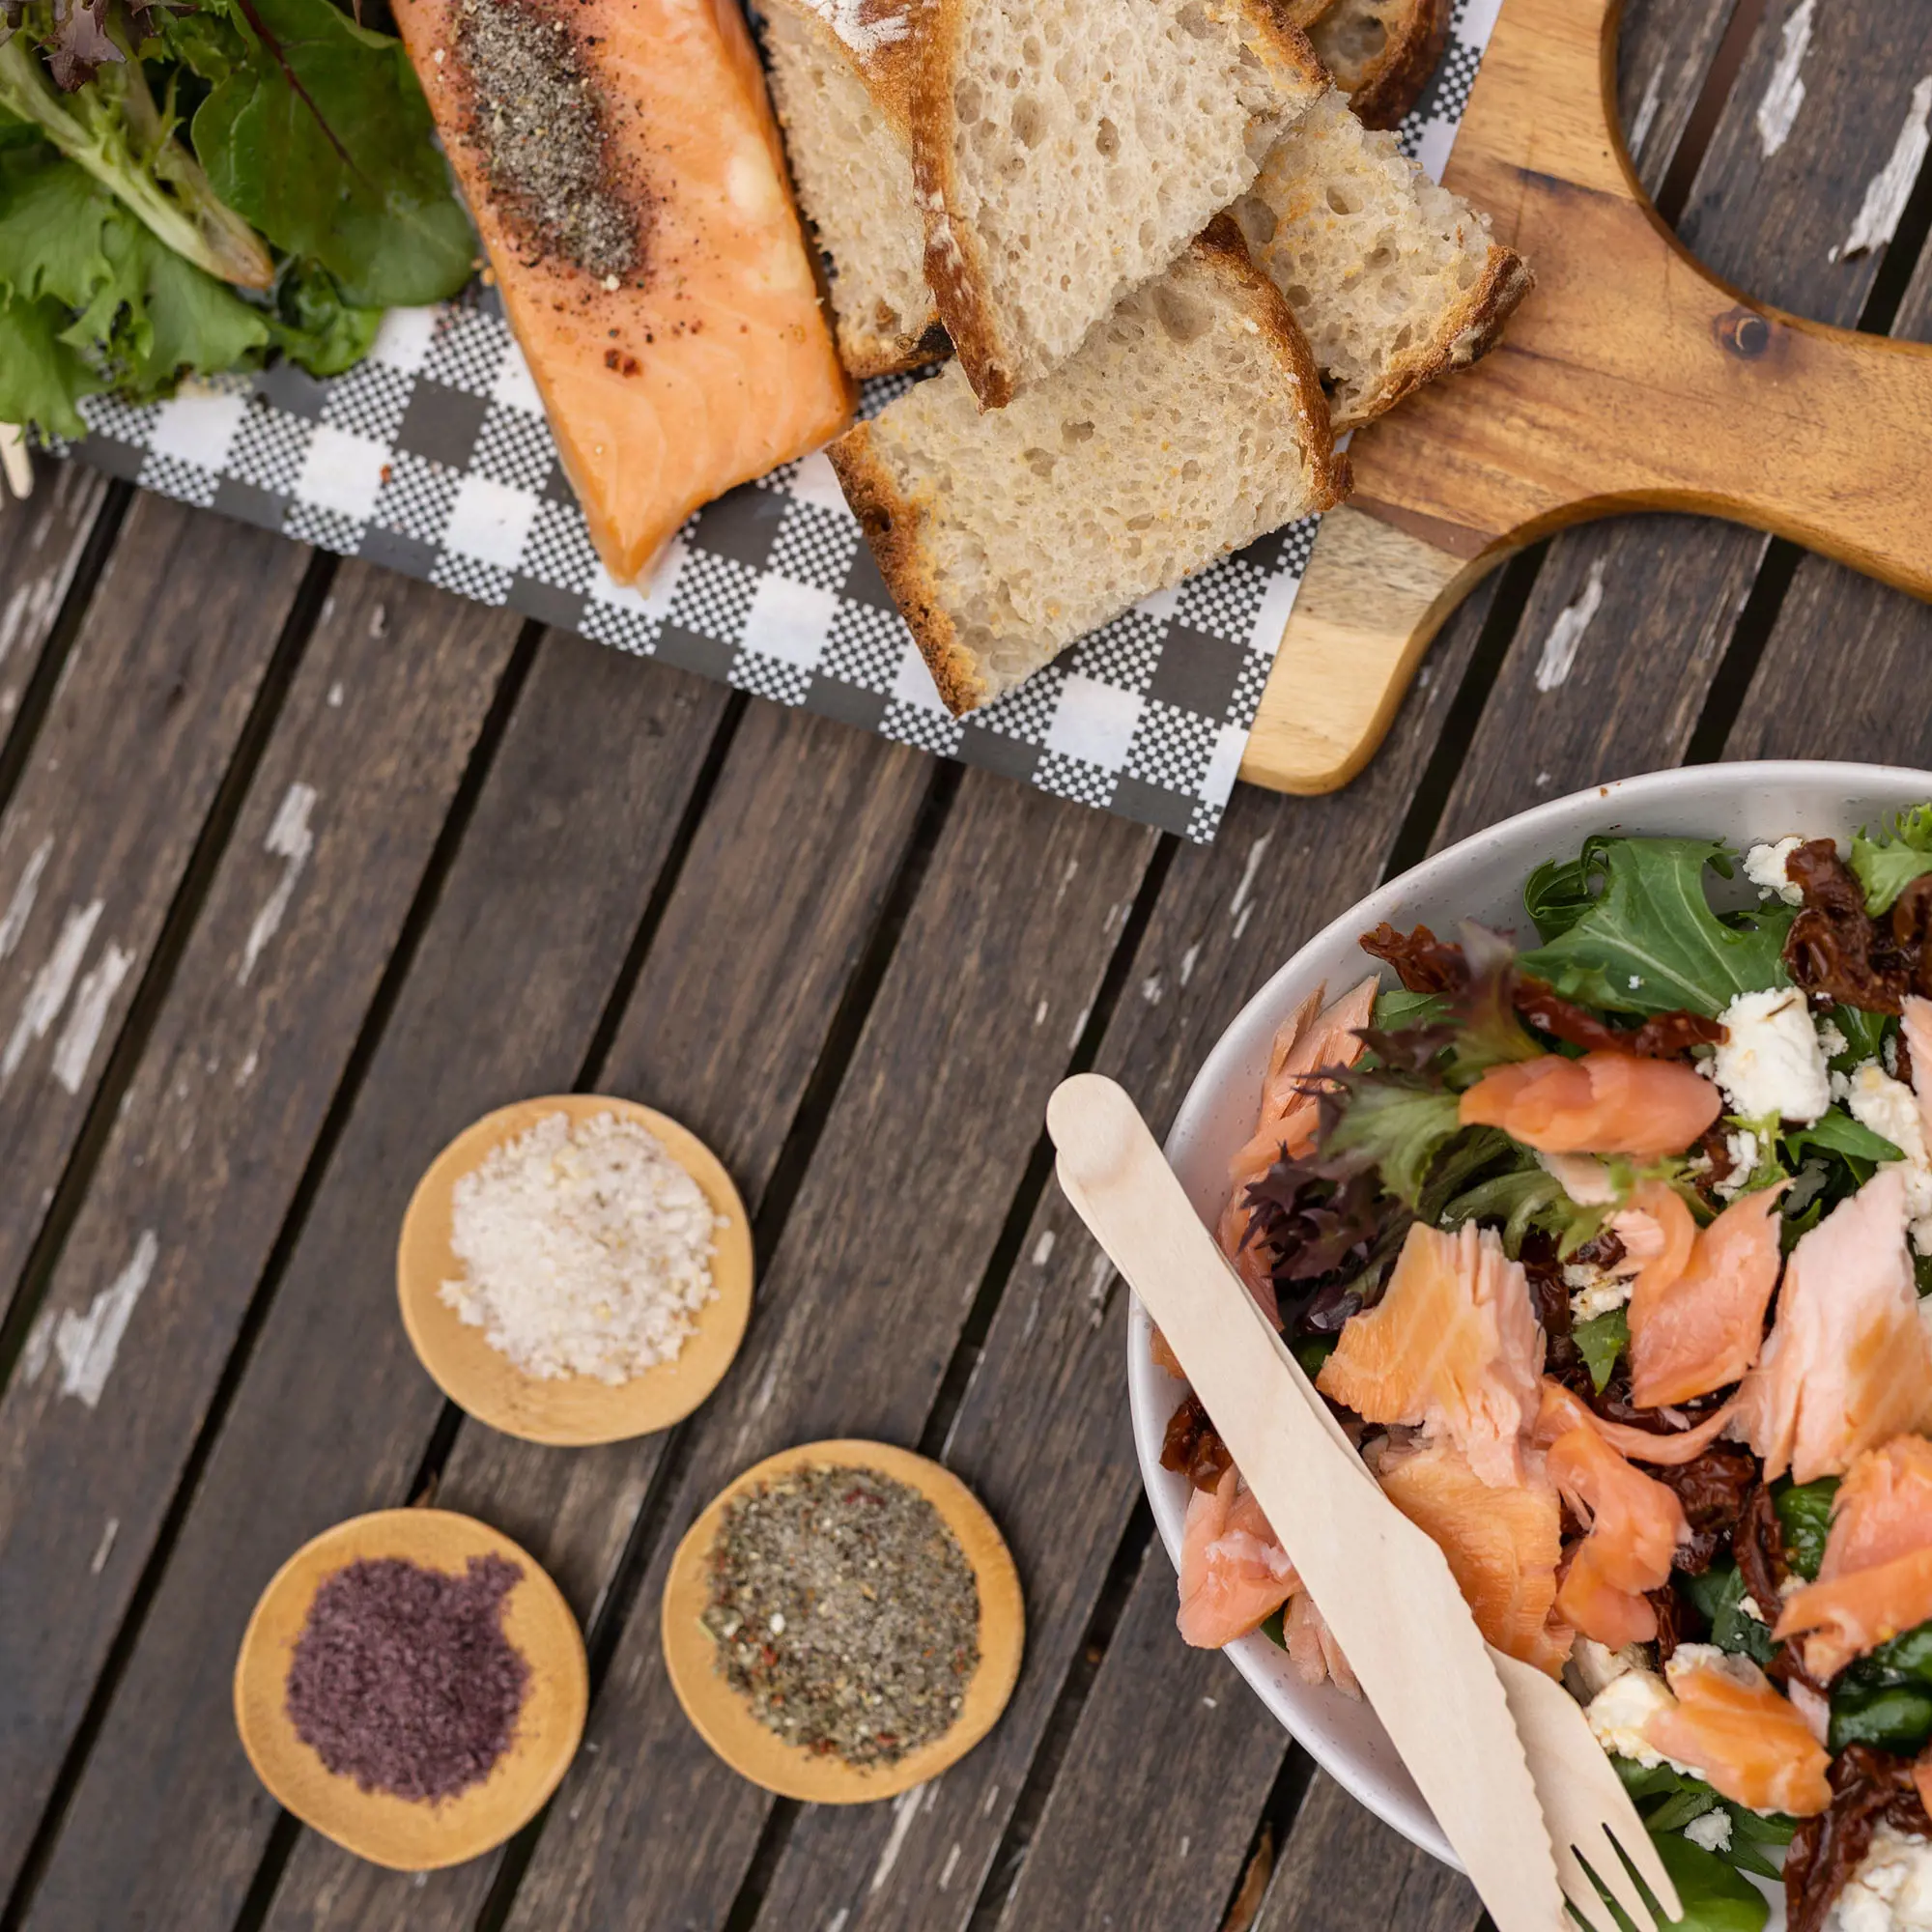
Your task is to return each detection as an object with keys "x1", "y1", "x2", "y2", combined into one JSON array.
[
  {"x1": 1315, "y1": 1220, "x2": 1543, "y2": 1488},
  {"x1": 1627, "y1": 1182, "x2": 1786, "y2": 1408},
  {"x1": 1736, "y1": 1167, "x2": 1932, "y2": 1485},
  {"x1": 1177, "y1": 1466, "x2": 1298, "y2": 1650},
  {"x1": 1155, "y1": 810, "x2": 1932, "y2": 1932},
  {"x1": 1459, "y1": 1051, "x2": 1722, "y2": 1162},
  {"x1": 1777, "y1": 1436, "x2": 1932, "y2": 1680}
]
